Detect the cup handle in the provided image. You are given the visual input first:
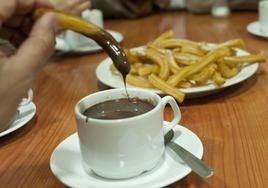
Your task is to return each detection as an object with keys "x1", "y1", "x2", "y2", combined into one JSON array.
[
  {"x1": 19, "y1": 89, "x2": 33, "y2": 106},
  {"x1": 161, "y1": 96, "x2": 181, "y2": 135}
]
